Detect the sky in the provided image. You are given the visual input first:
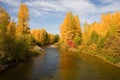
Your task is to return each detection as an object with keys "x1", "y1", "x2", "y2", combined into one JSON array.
[{"x1": 0, "y1": 0, "x2": 120, "y2": 34}]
